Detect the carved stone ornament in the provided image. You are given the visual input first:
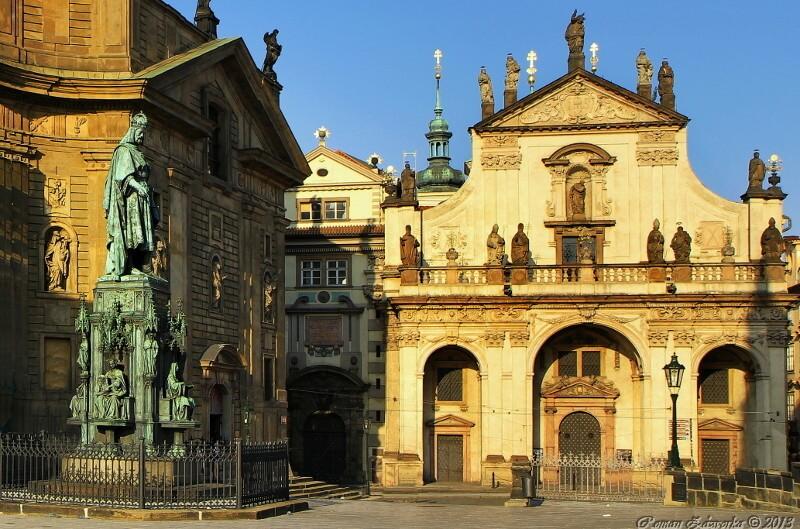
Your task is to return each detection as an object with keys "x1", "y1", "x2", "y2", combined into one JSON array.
[
  {"x1": 397, "y1": 330, "x2": 421, "y2": 347},
  {"x1": 519, "y1": 80, "x2": 638, "y2": 126},
  {"x1": 483, "y1": 331, "x2": 505, "y2": 347},
  {"x1": 541, "y1": 375, "x2": 620, "y2": 398},
  {"x1": 649, "y1": 304, "x2": 787, "y2": 322},
  {"x1": 647, "y1": 331, "x2": 669, "y2": 347},
  {"x1": 481, "y1": 152, "x2": 522, "y2": 170},
  {"x1": 673, "y1": 331, "x2": 695, "y2": 347},
  {"x1": 483, "y1": 135, "x2": 517, "y2": 149},
  {"x1": 44, "y1": 227, "x2": 71, "y2": 291},
  {"x1": 509, "y1": 331, "x2": 530, "y2": 347},
  {"x1": 639, "y1": 130, "x2": 675, "y2": 143},
  {"x1": 400, "y1": 305, "x2": 525, "y2": 323},
  {"x1": 45, "y1": 178, "x2": 68, "y2": 214},
  {"x1": 767, "y1": 330, "x2": 791, "y2": 348},
  {"x1": 636, "y1": 148, "x2": 679, "y2": 166}
]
